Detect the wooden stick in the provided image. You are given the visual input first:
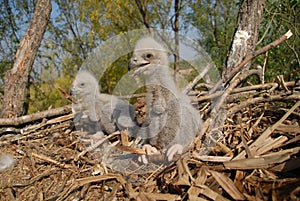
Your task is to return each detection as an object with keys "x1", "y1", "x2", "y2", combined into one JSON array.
[
  {"x1": 197, "y1": 81, "x2": 297, "y2": 103},
  {"x1": 57, "y1": 86, "x2": 77, "y2": 103},
  {"x1": 31, "y1": 152, "x2": 74, "y2": 169},
  {"x1": 183, "y1": 64, "x2": 211, "y2": 94},
  {"x1": 0, "y1": 105, "x2": 72, "y2": 126},
  {"x1": 228, "y1": 94, "x2": 300, "y2": 116},
  {"x1": 226, "y1": 30, "x2": 292, "y2": 85}
]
